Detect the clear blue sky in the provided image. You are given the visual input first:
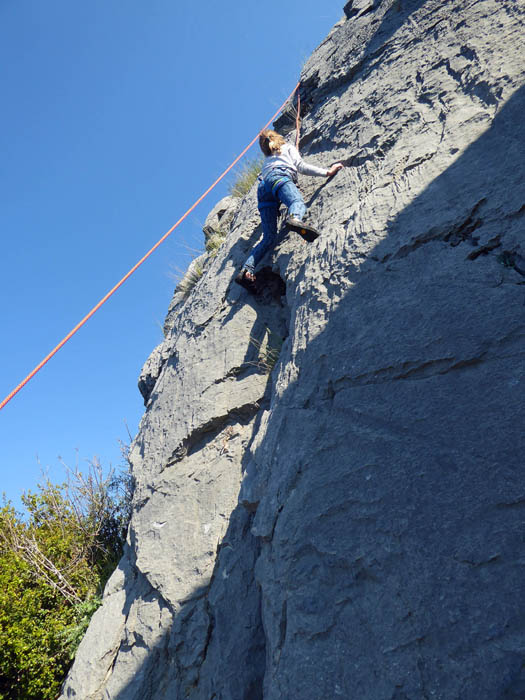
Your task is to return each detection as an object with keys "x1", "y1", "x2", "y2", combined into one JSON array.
[{"x1": 0, "y1": 0, "x2": 344, "y2": 505}]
